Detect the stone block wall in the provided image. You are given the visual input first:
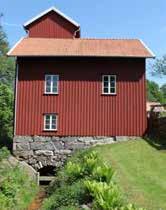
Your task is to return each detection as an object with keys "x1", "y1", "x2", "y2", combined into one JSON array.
[{"x1": 13, "y1": 136, "x2": 116, "y2": 170}]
